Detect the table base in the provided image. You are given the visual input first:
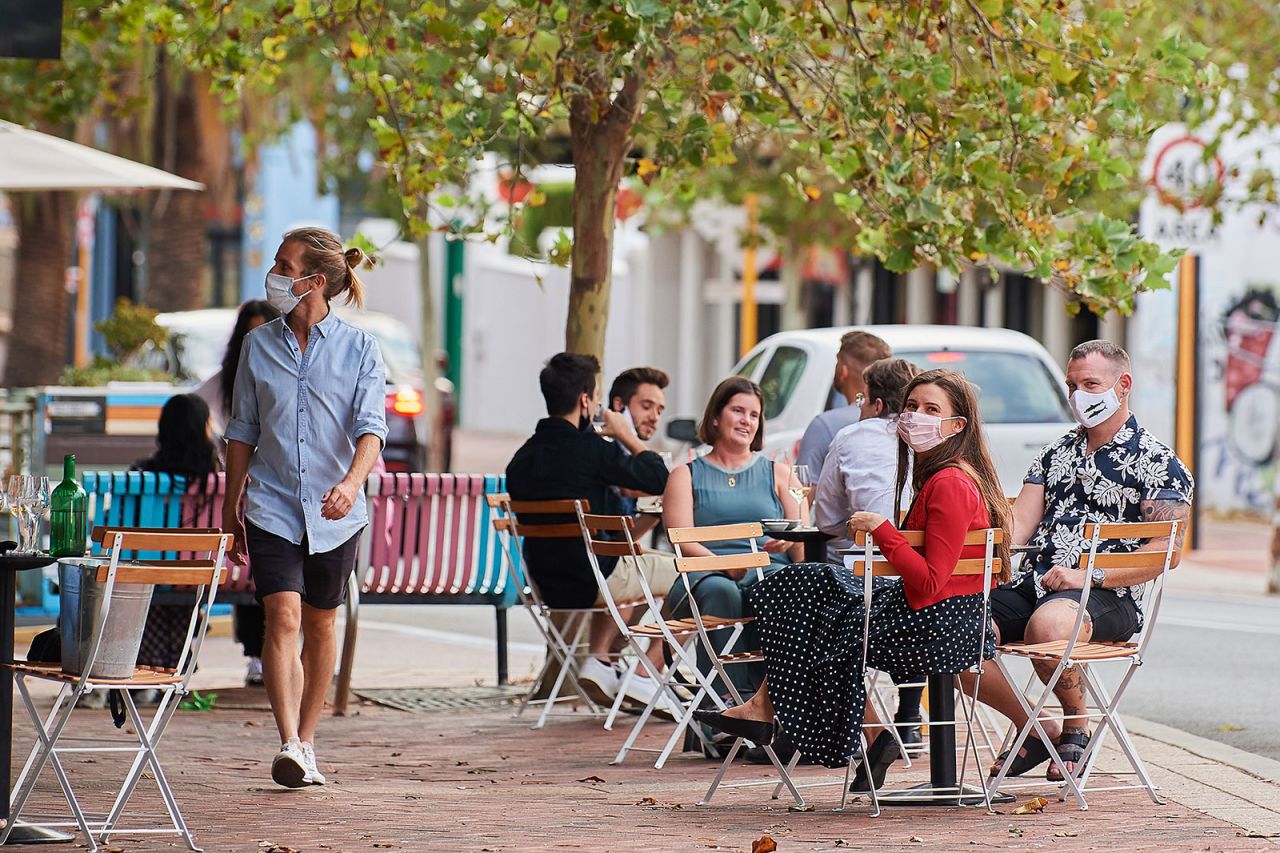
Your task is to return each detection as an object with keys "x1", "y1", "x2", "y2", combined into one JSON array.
[
  {"x1": 1, "y1": 823, "x2": 76, "y2": 844},
  {"x1": 877, "y1": 782, "x2": 1015, "y2": 807}
]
